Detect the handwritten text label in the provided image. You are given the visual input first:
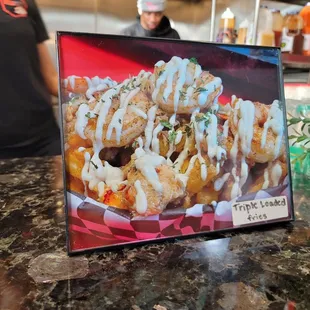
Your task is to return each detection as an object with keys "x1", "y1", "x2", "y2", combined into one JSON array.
[{"x1": 232, "y1": 196, "x2": 288, "y2": 226}]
